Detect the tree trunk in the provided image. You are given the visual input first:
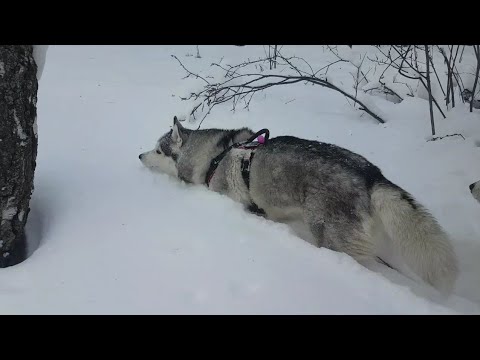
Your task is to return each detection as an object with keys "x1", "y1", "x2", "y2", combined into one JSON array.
[
  {"x1": 424, "y1": 45, "x2": 435, "y2": 136},
  {"x1": 0, "y1": 45, "x2": 38, "y2": 267}
]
